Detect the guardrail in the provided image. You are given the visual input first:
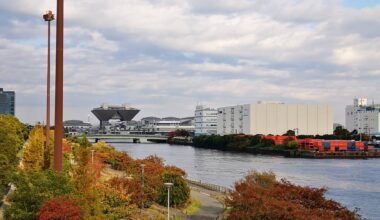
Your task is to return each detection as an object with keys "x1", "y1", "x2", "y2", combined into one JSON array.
[{"x1": 186, "y1": 178, "x2": 232, "y2": 194}]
